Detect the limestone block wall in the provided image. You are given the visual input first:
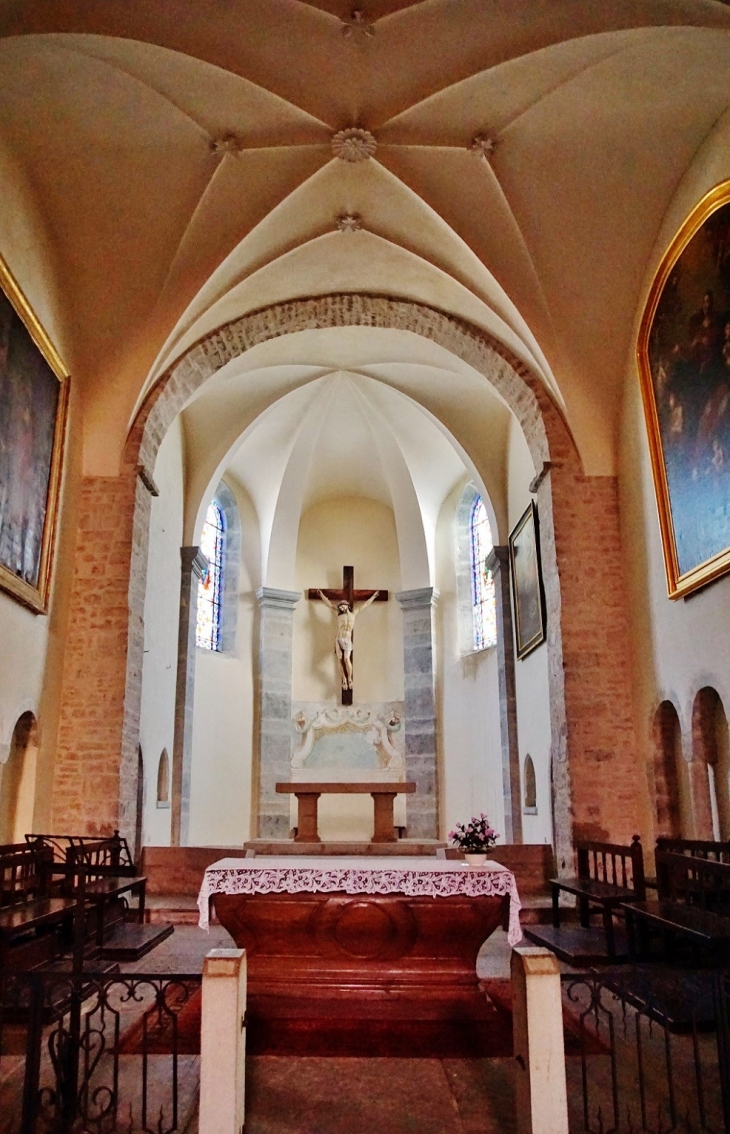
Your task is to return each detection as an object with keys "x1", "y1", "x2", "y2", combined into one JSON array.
[{"x1": 256, "y1": 587, "x2": 300, "y2": 839}]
